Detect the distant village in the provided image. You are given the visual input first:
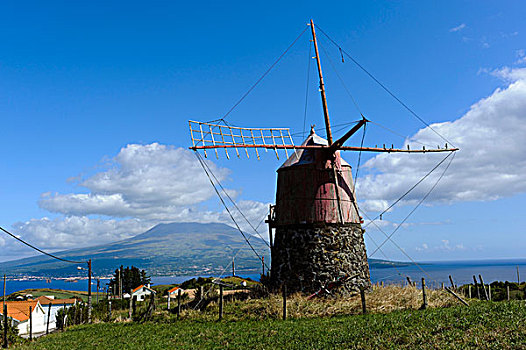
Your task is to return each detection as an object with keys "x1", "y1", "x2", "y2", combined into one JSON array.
[{"x1": 0, "y1": 281, "x2": 181, "y2": 338}]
